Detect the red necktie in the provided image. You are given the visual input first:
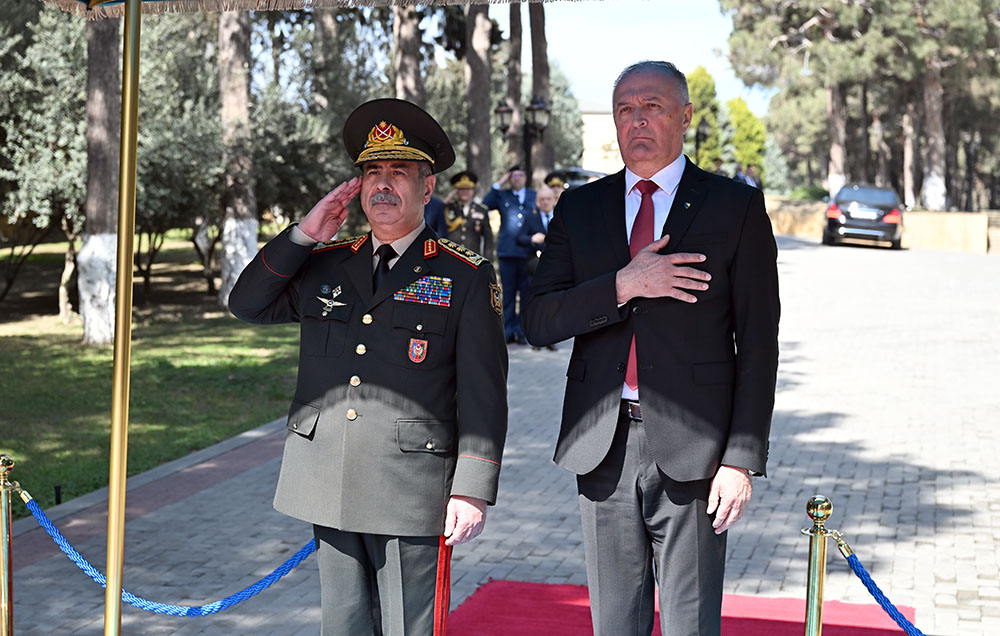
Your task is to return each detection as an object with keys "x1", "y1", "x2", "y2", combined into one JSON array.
[{"x1": 626, "y1": 180, "x2": 659, "y2": 391}]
